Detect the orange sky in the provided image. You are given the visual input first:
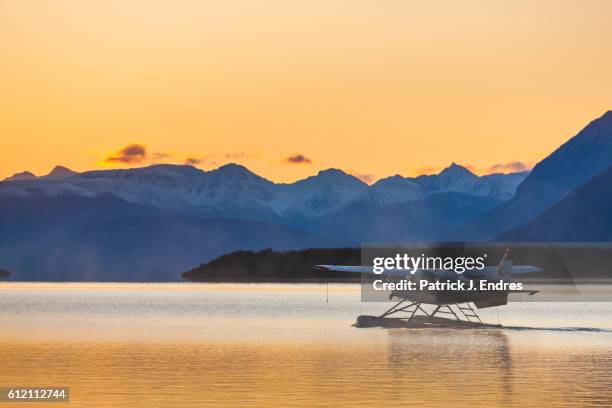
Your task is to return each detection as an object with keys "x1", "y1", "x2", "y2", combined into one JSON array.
[{"x1": 1, "y1": 0, "x2": 611, "y2": 183}]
